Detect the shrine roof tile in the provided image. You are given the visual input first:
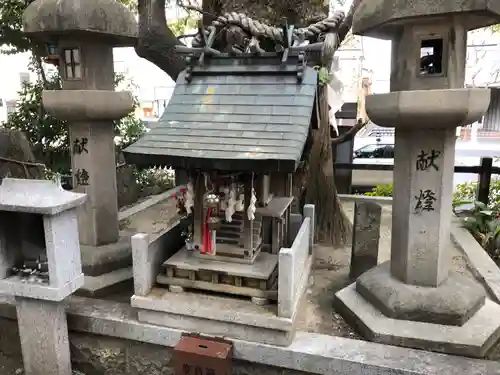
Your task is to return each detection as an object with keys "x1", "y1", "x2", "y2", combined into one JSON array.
[{"x1": 124, "y1": 60, "x2": 318, "y2": 173}]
